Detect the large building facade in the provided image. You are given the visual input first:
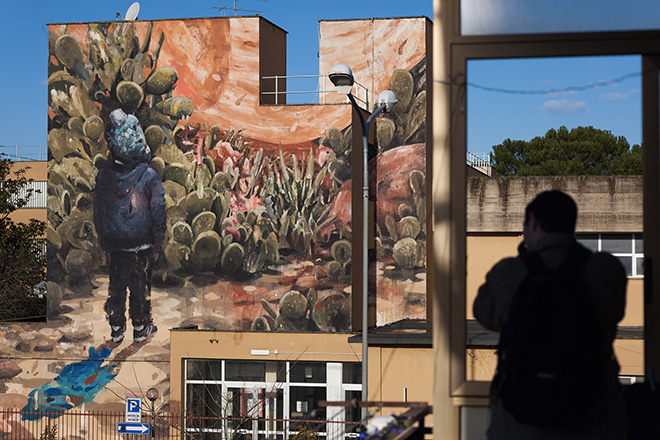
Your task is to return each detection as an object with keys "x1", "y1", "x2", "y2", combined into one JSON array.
[
  {"x1": 0, "y1": 14, "x2": 433, "y2": 439},
  {"x1": 0, "y1": 11, "x2": 647, "y2": 440}
]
